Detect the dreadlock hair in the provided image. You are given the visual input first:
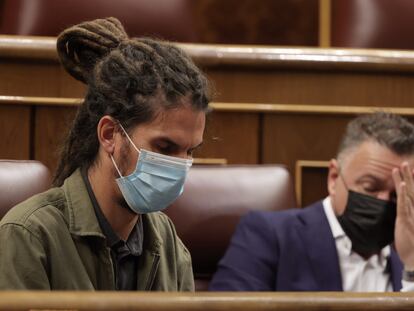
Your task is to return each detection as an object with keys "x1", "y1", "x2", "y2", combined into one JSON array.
[{"x1": 53, "y1": 17, "x2": 210, "y2": 186}]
